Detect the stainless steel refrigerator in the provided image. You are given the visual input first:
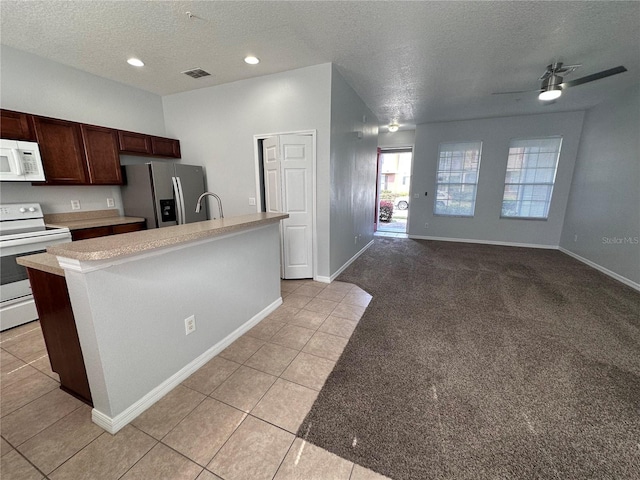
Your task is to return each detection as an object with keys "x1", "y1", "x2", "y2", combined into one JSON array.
[{"x1": 121, "y1": 162, "x2": 208, "y2": 228}]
